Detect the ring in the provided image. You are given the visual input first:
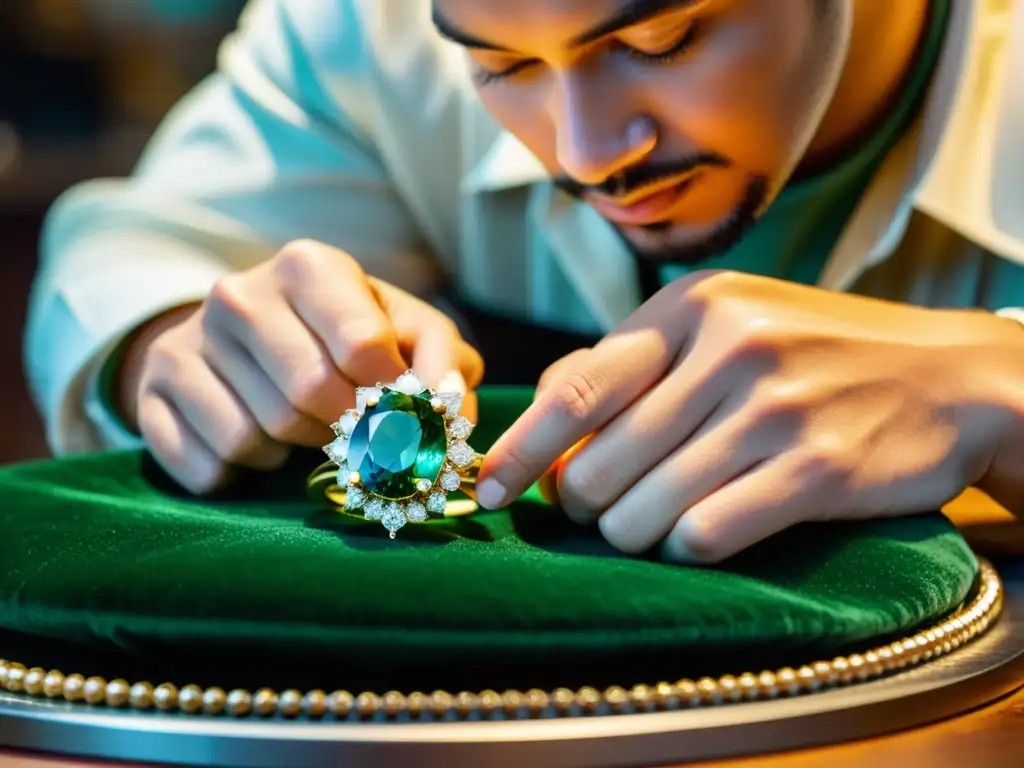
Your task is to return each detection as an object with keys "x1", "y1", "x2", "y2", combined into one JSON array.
[{"x1": 306, "y1": 370, "x2": 482, "y2": 538}]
